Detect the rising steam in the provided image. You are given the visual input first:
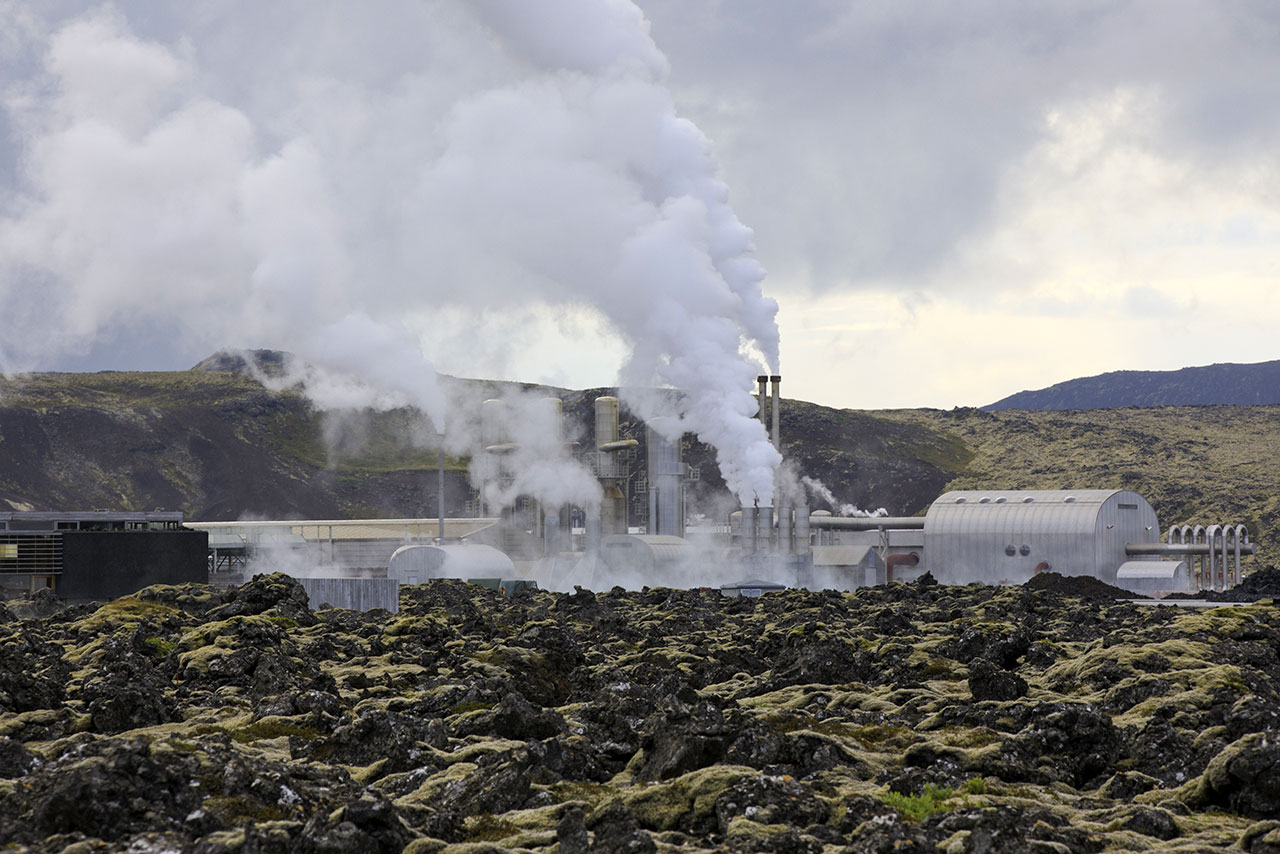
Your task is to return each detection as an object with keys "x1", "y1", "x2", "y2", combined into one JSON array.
[{"x1": 0, "y1": 1, "x2": 780, "y2": 506}]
